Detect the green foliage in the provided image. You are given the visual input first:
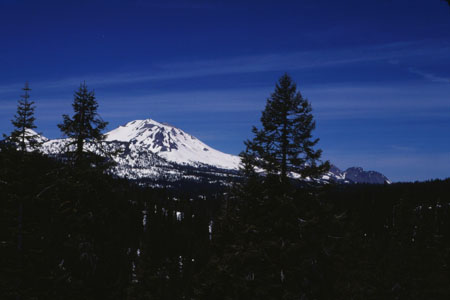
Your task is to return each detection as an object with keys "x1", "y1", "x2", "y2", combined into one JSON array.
[{"x1": 242, "y1": 74, "x2": 329, "y2": 182}]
